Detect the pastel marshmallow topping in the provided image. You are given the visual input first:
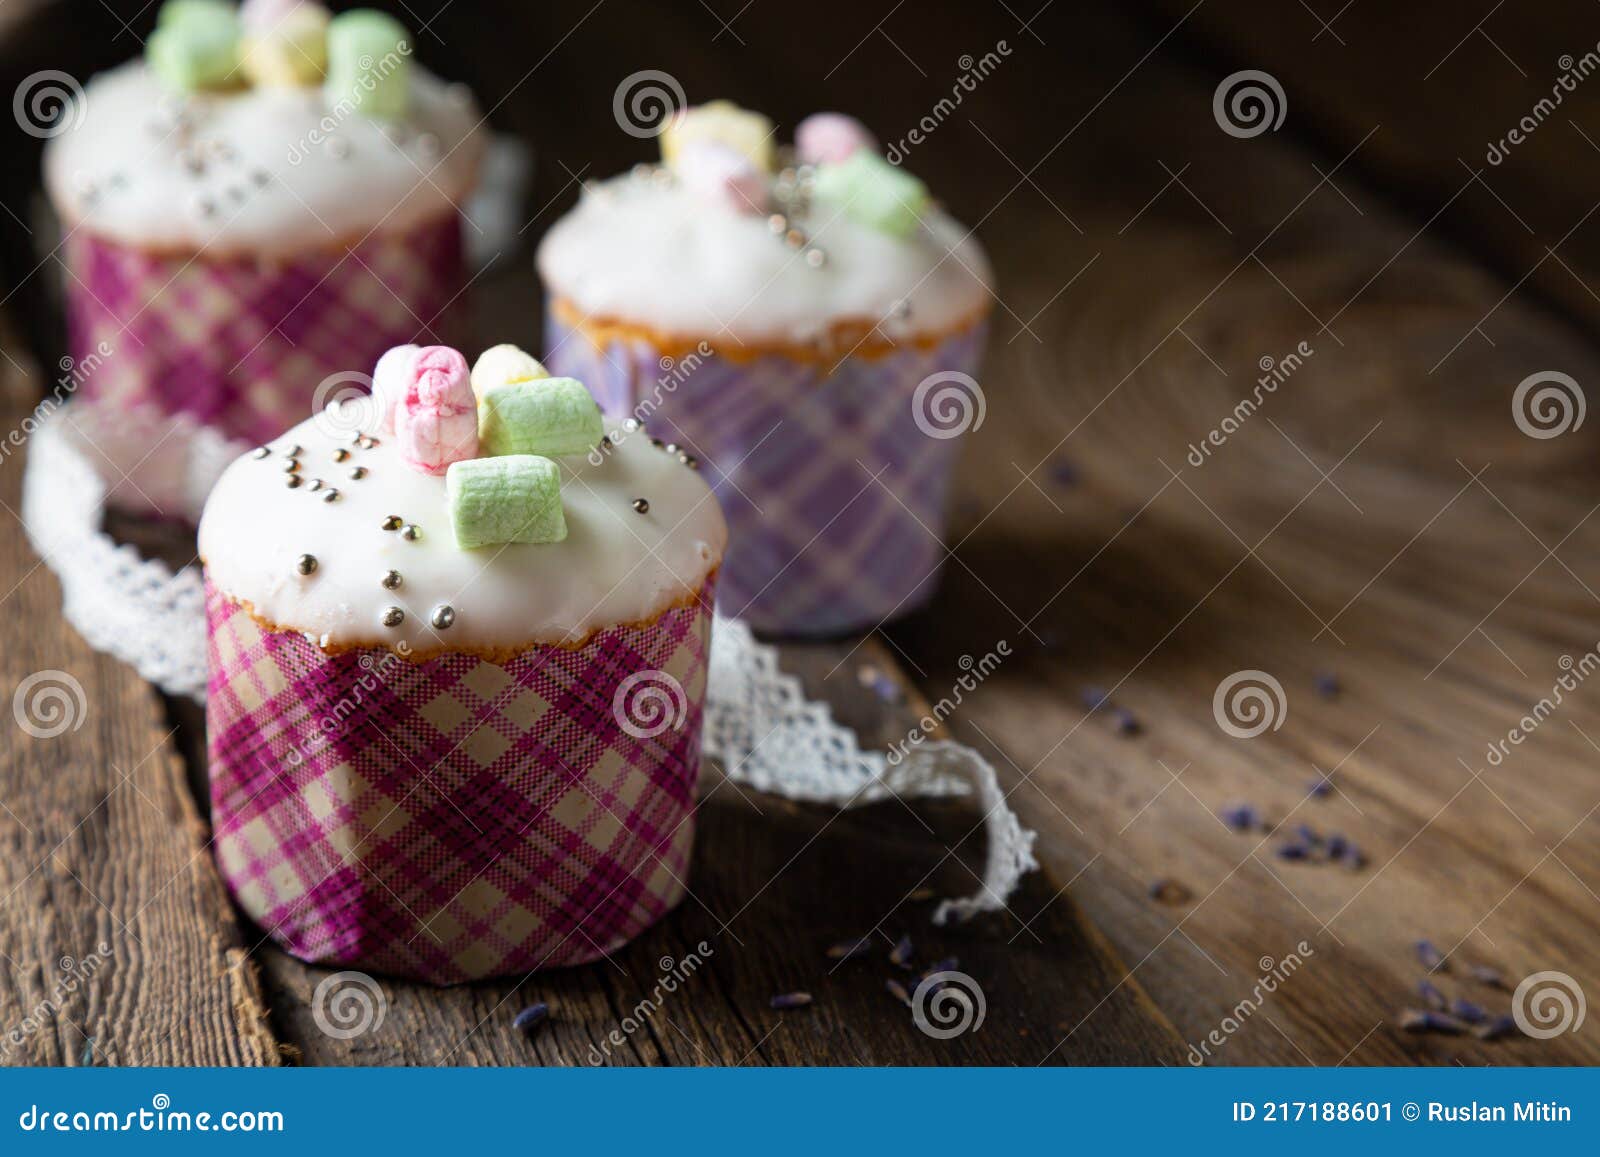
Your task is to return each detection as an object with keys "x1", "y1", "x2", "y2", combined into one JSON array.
[
  {"x1": 479, "y1": 377, "x2": 604, "y2": 459},
  {"x1": 241, "y1": 2, "x2": 330, "y2": 88},
  {"x1": 662, "y1": 100, "x2": 774, "y2": 174},
  {"x1": 814, "y1": 151, "x2": 929, "y2": 238},
  {"x1": 677, "y1": 140, "x2": 767, "y2": 215},
  {"x1": 795, "y1": 113, "x2": 876, "y2": 165},
  {"x1": 199, "y1": 411, "x2": 725, "y2": 652},
  {"x1": 147, "y1": 0, "x2": 242, "y2": 93},
  {"x1": 470, "y1": 343, "x2": 548, "y2": 402},
  {"x1": 371, "y1": 343, "x2": 418, "y2": 432},
  {"x1": 394, "y1": 345, "x2": 477, "y2": 474},
  {"x1": 325, "y1": 8, "x2": 411, "y2": 119},
  {"x1": 446, "y1": 455, "x2": 565, "y2": 549}
]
